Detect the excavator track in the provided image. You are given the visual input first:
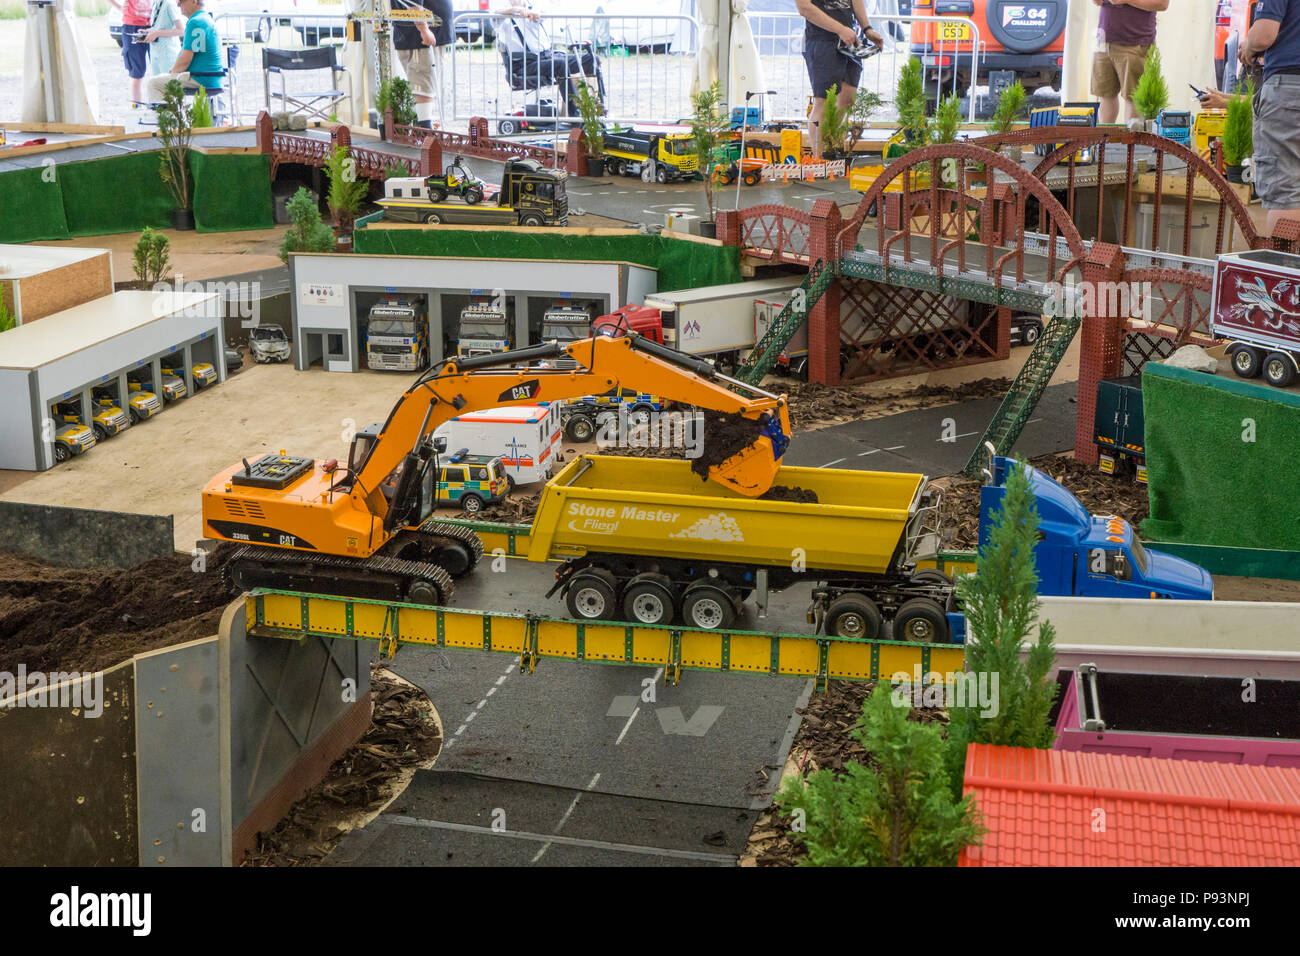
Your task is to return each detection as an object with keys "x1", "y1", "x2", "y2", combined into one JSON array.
[
  {"x1": 222, "y1": 545, "x2": 455, "y2": 606},
  {"x1": 416, "y1": 519, "x2": 486, "y2": 574}
]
